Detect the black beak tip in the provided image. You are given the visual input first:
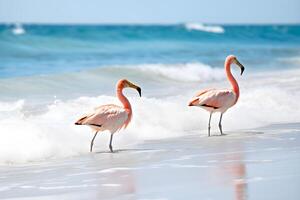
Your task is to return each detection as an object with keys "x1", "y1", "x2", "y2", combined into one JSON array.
[
  {"x1": 137, "y1": 87, "x2": 142, "y2": 97},
  {"x1": 241, "y1": 67, "x2": 245, "y2": 75}
]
